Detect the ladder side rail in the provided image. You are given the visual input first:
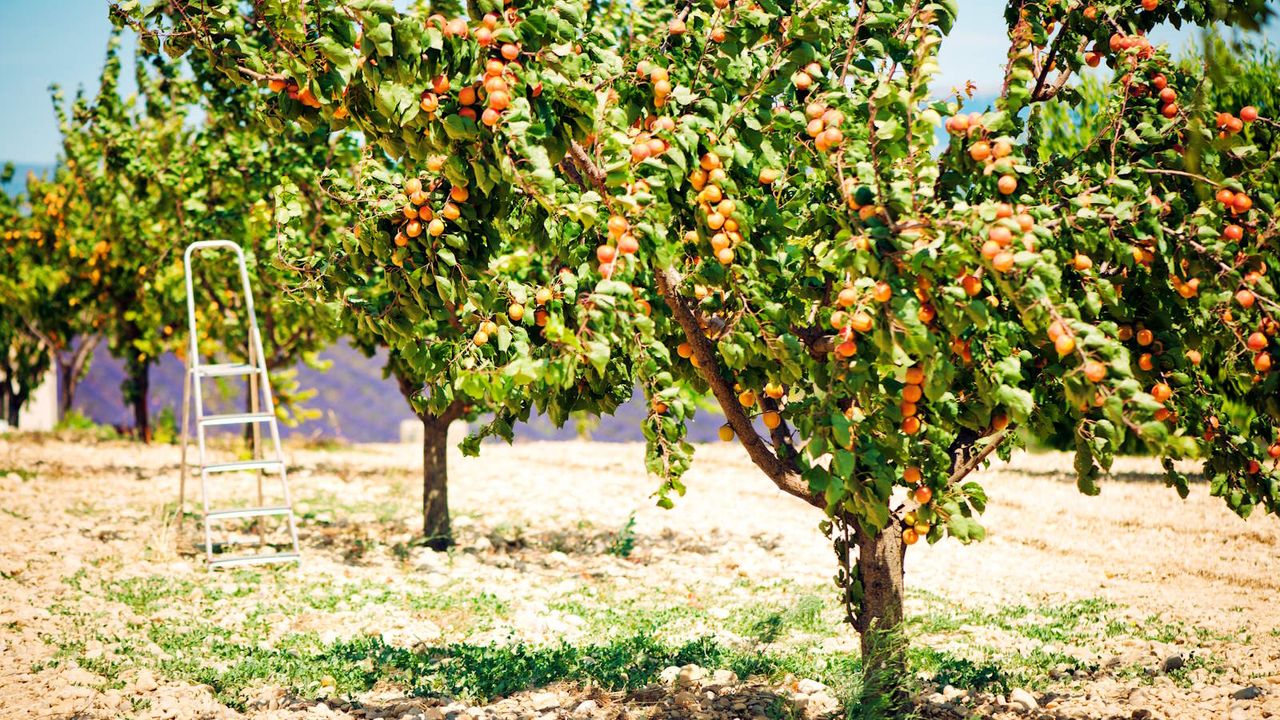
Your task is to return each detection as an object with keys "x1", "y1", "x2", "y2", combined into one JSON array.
[
  {"x1": 194, "y1": 360, "x2": 214, "y2": 567},
  {"x1": 233, "y1": 243, "x2": 300, "y2": 555}
]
